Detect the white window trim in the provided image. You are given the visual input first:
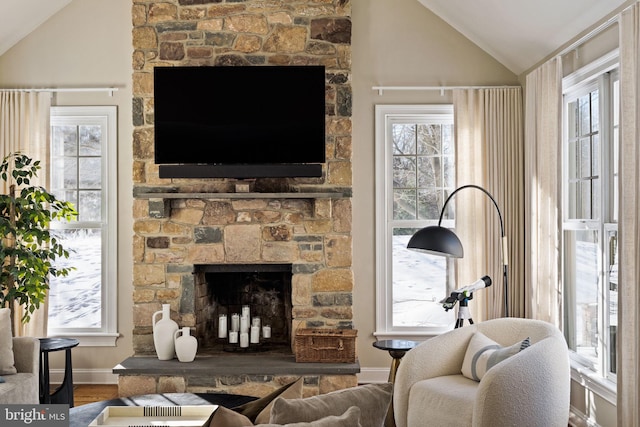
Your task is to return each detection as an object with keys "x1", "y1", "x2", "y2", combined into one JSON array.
[
  {"x1": 48, "y1": 106, "x2": 118, "y2": 346},
  {"x1": 562, "y1": 51, "x2": 619, "y2": 399},
  {"x1": 374, "y1": 104, "x2": 454, "y2": 340}
]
